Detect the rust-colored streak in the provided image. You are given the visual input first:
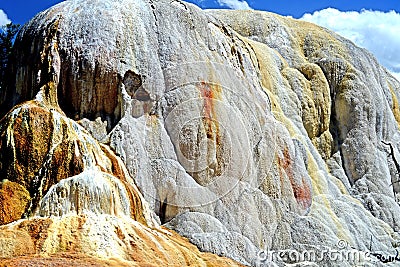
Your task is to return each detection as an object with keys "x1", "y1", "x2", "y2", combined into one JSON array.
[
  {"x1": 277, "y1": 147, "x2": 311, "y2": 211},
  {"x1": 293, "y1": 176, "x2": 312, "y2": 210},
  {"x1": 277, "y1": 147, "x2": 293, "y2": 179},
  {"x1": 199, "y1": 81, "x2": 214, "y2": 120},
  {"x1": 100, "y1": 144, "x2": 147, "y2": 225},
  {"x1": 197, "y1": 82, "x2": 225, "y2": 177},
  {"x1": 126, "y1": 184, "x2": 147, "y2": 225}
]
